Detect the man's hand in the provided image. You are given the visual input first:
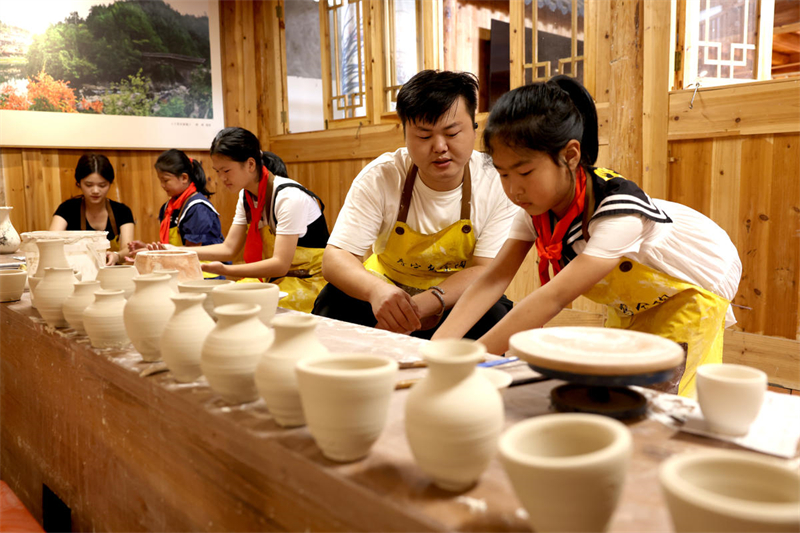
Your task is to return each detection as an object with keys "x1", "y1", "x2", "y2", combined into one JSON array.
[{"x1": 369, "y1": 283, "x2": 421, "y2": 334}]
